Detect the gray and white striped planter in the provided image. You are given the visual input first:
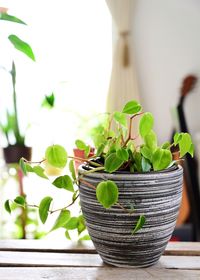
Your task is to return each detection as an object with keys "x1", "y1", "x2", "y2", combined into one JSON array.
[{"x1": 78, "y1": 165, "x2": 183, "y2": 268}]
